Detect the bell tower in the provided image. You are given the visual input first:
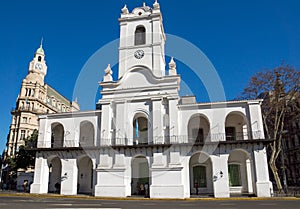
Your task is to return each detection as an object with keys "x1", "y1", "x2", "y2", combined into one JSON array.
[
  {"x1": 26, "y1": 40, "x2": 48, "y2": 85},
  {"x1": 118, "y1": 1, "x2": 166, "y2": 78}
]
